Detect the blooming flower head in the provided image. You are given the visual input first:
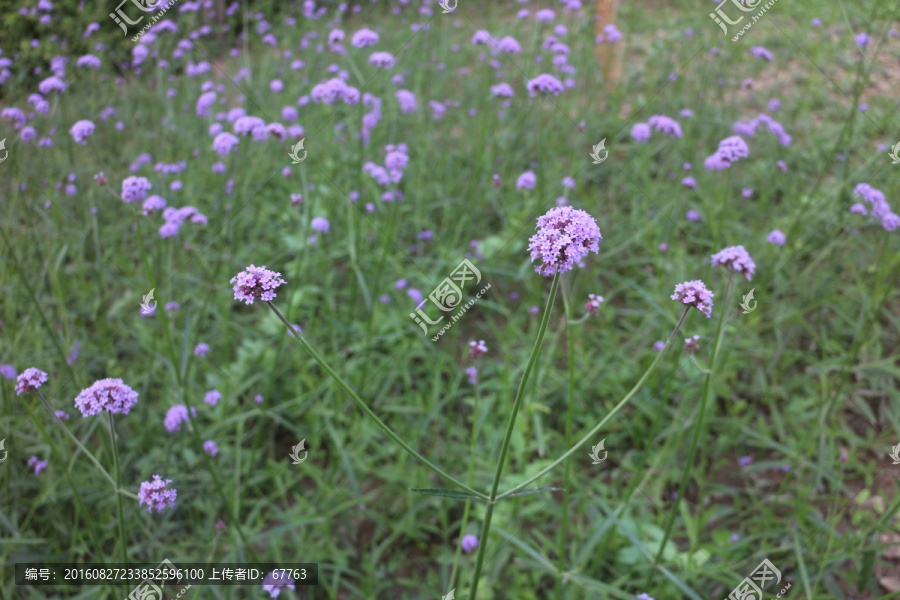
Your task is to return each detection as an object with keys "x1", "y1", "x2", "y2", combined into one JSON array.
[
  {"x1": 74, "y1": 378, "x2": 139, "y2": 417},
  {"x1": 1, "y1": 365, "x2": 18, "y2": 380},
  {"x1": 15, "y1": 367, "x2": 48, "y2": 395},
  {"x1": 671, "y1": 280, "x2": 714, "y2": 318},
  {"x1": 121, "y1": 176, "x2": 152, "y2": 203},
  {"x1": 138, "y1": 475, "x2": 177, "y2": 513},
  {"x1": 585, "y1": 293, "x2": 604, "y2": 315},
  {"x1": 683, "y1": 335, "x2": 700, "y2": 354},
  {"x1": 69, "y1": 120, "x2": 95, "y2": 144},
  {"x1": 652, "y1": 341, "x2": 665, "y2": 352},
  {"x1": 528, "y1": 206, "x2": 602, "y2": 277},
  {"x1": 465, "y1": 366, "x2": 478, "y2": 385},
  {"x1": 204, "y1": 389, "x2": 221, "y2": 406},
  {"x1": 213, "y1": 132, "x2": 240, "y2": 156},
  {"x1": 686, "y1": 209, "x2": 701, "y2": 222},
  {"x1": 710, "y1": 245, "x2": 756, "y2": 281},
  {"x1": 28, "y1": 456, "x2": 49, "y2": 476},
  {"x1": 516, "y1": 170, "x2": 536, "y2": 190},
  {"x1": 261, "y1": 573, "x2": 296, "y2": 599},
  {"x1": 369, "y1": 51, "x2": 394, "y2": 68},
  {"x1": 203, "y1": 440, "x2": 219, "y2": 456},
  {"x1": 739, "y1": 455, "x2": 753, "y2": 467},
  {"x1": 351, "y1": 28, "x2": 379, "y2": 48},
  {"x1": 230, "y1": 265, "x2": 287, "y2": 305},
  {"x1": 630, "y1": 122, "x2": 651, "y2": 143},
  {"x1": 526, "y1": 73, "x2": 565, "y2": 96},
  {"x1": 704, "y1": 136, "x2": 749, "y2": 170},
  {"x1": 164, "y1": 404, "x2": 197, "y2": 432},
  {"x1": 648, "y1": 115, "x2": 682, "y2": 138},
  {"x1": 750, "y1": 46, "x2": 773, "y2": 61},
  {"x1": 462, "y1": 534, "x2": 480, "y2": 553},
  {"x1": 194, "y1": 343, "x2": 209, "y2": 357},
  {"x1": 468, "y1": 340, "x2": 488, "y2": 359},
  {"x1": 311, "y1": 217, "x2": 330, "y2": 232},
  {"x1": 766, "y1": 230, "x2": 786, "y2": 246}
]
